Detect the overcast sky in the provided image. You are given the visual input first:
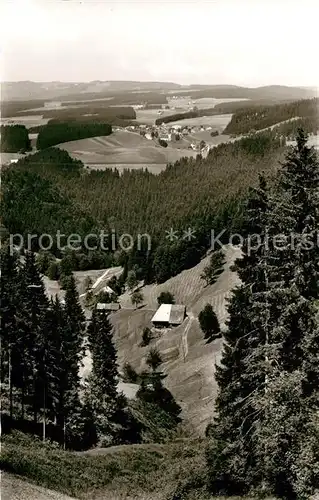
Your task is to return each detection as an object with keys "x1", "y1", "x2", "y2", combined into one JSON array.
[{"x1": 1, "y1": 0, "x2": 318, "y2": 86}]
